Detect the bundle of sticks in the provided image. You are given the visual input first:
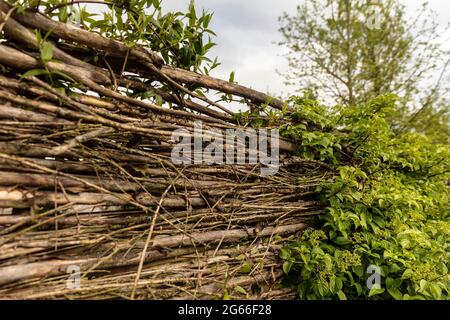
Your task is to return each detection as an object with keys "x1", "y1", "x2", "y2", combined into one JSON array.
[{"x1": 0, "y1": 1, "x2": 334, "y2": 299}]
